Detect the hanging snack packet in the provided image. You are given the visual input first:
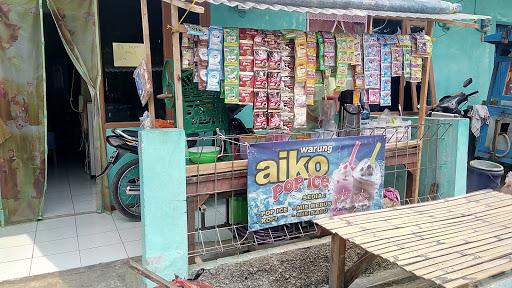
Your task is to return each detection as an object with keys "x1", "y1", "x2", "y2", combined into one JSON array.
[
  {"x1": 268, "y1": 90, "x2": 282, "y2": 111},
  {"x1": 224, "y1": 28, "x2": 239, "y2": 45},
  {"x1": 239, "y1": 72, "x2": 255, "y2": 88},
  {"x1": 293, "y1": 107, "x2": 307, "y2": 128},
  {"x1": 224, "y1": 66, "x2": 240, "y2": 85},
  {"x1": 239, "y1": 88, "x2": 254, "y2": 105},
  {"x1": 317, "y1": 33, "x2": 325, "y2": 71},
  {"x1": 225, "y1": 85, "x2": 240, "y2": 104},
  {"x1": 208, "y1": 26, "x2": 223, "y2": 50},
  {"x1": 397, "y1": 34, "x2": 412, "y2": 47},
  {"x1": 269, "y1": 50, "x2": 282, "y2": 70},
  {"x1": 254, "y1": 47, "x2": 269, "y2": 70},
  {"x1": 134, "y1": 60, "x2": 153, "y2": 106},
  {"x1": 253, "y1": 111, "x2": 268, "y2": 130},
  {"x1": 391, "y1": 46, "x2": 403, "y2": 77},
  {"x1": 254, "y1": 90, "x2": 268, "y2": 110},
  {"x1": 403, "y1": 47, "x2": 412, "y2": 80},
  {"x1": 295, "y1": 33, "x2": 307, "y2": 82},
  {"x1": 268, "y1": 71, "x2": 281, "y2": 90},
  {"x1": 206, "y1": 70, "x2": 221, "y2": 91},
  {"x1": 268, "y1": 112, "x2": 283, "y2": 129},
  {"x1": 254, "y1": 70, "x2": 268, "y2": 89},
  {"x1": 224, "y1": 46, "x2": 240, "y2": 66},
  {"x1": 281, "y1": 94, "x2": 295, "y2": 113},
  {"x1": 240, "y1": 58, "x2": 254, "y2": 73}
]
